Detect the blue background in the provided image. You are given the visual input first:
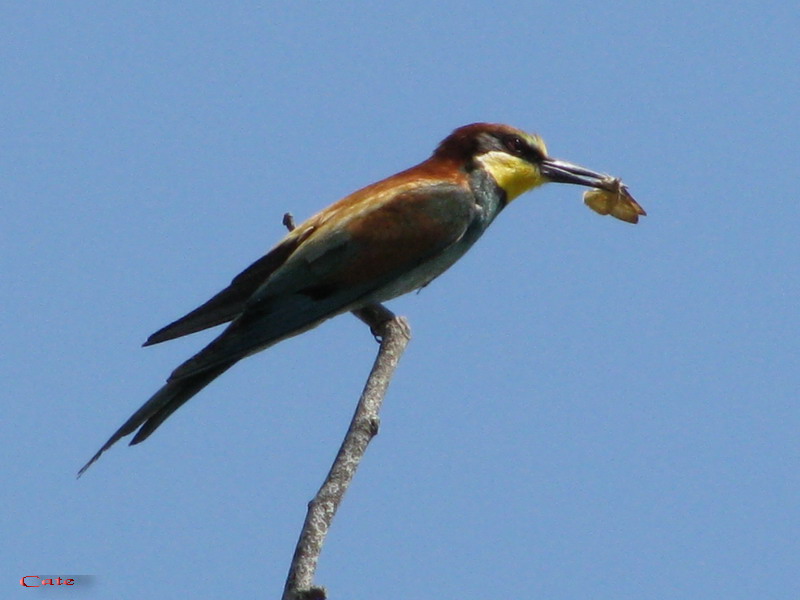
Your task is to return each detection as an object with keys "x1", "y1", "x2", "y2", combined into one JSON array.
[{"x1": 4, "y1": 2, "x2": 798, "y2": 598}]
